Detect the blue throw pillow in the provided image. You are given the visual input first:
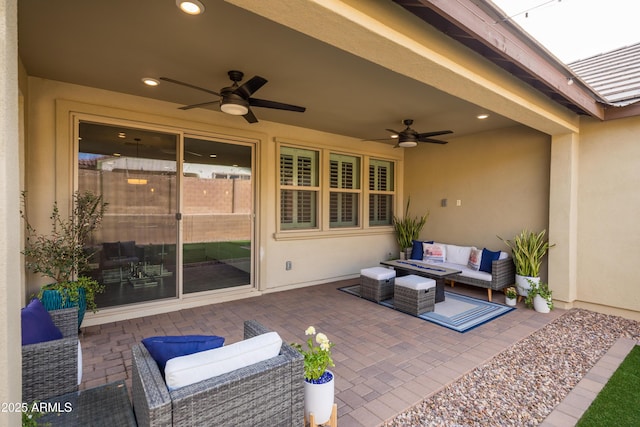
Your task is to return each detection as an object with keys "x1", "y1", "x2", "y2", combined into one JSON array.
[
  {"x1": 21, "y1": 298, "x2": 63, "y2": 346},
  {"x1": 480, "y1": 248, "x2": 501, "y2": 273},
  {"x1": 142, "y1": 335, "x2": 225, "y2": 373},
  {"x1": 410, "y1": 240, "x2": 434, "y2": 260}
]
